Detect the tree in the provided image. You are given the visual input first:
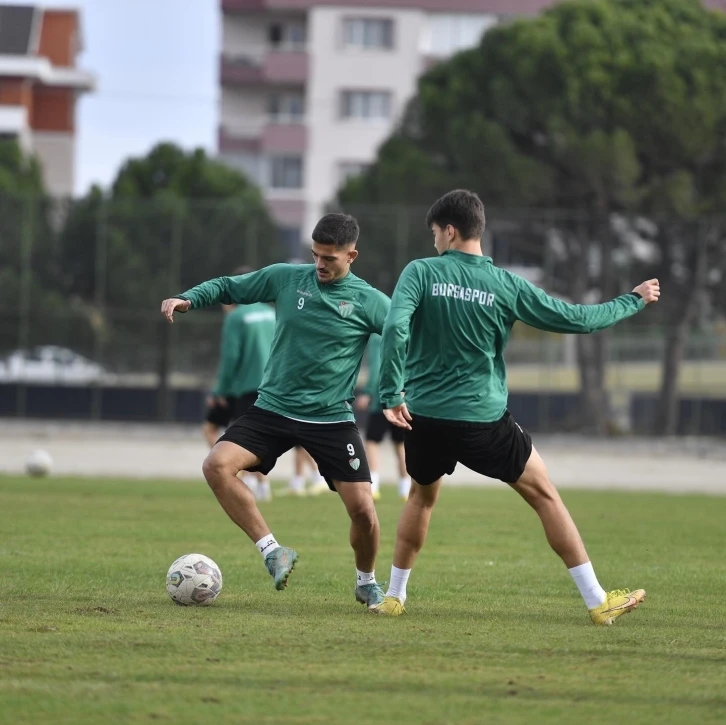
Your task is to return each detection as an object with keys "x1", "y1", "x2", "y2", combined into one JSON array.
[
  {"x1": 0, "y1": 140, "x2": 71, "y2": 358},
  {"x1": 61, "y1": 143, "x2": 277, "y2": 310},
  {"x1": 337, "y1": 0, "x2": 726, "y2": 434},
  {"x1": 58, "y1": 143, "x2": 278, "y2": 417}
]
